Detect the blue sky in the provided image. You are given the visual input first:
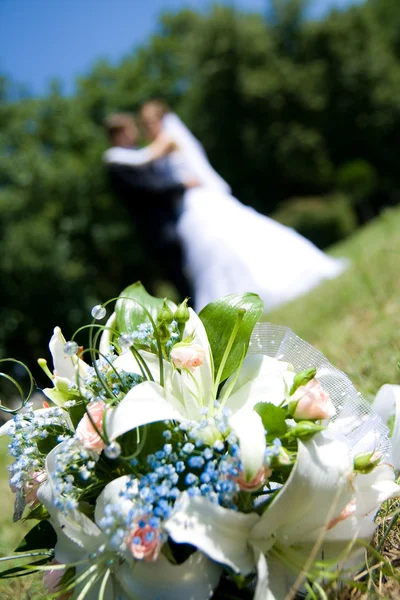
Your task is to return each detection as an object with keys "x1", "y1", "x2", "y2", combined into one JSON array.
[{"x1": 0, "y1": 0, "x2": 364, "y2": 96}]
